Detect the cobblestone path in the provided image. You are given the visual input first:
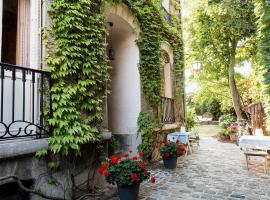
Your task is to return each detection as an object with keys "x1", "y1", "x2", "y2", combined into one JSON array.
[{"x1": 95, "y1": 137, "x2": 270, "y2": 200}]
